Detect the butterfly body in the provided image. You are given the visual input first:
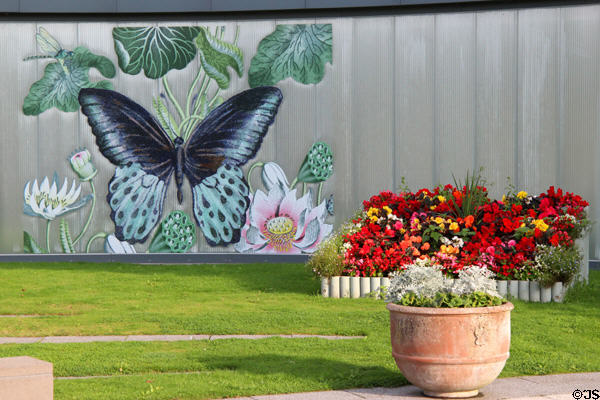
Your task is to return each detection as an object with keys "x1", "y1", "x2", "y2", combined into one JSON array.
[{"x1": 79, "y1": 86, "x2": 283, "y2": 246}]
